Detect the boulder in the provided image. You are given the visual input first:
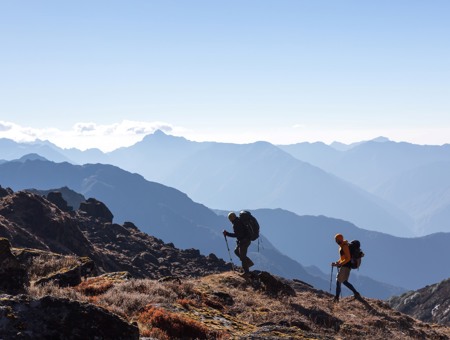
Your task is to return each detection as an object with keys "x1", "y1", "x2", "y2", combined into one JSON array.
[
  {"x1": 0, "y1": 237, "x2": 28, "y2": 294},
  {"x1": 0, "y1": 294, "x2": 139, "y2": 339},
  {"x1": 46, "y1": 191, "x2": 72, "y2": 212},
  {"x1": 79, "y1": 198, "x2": 113, "y2": 223}
]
